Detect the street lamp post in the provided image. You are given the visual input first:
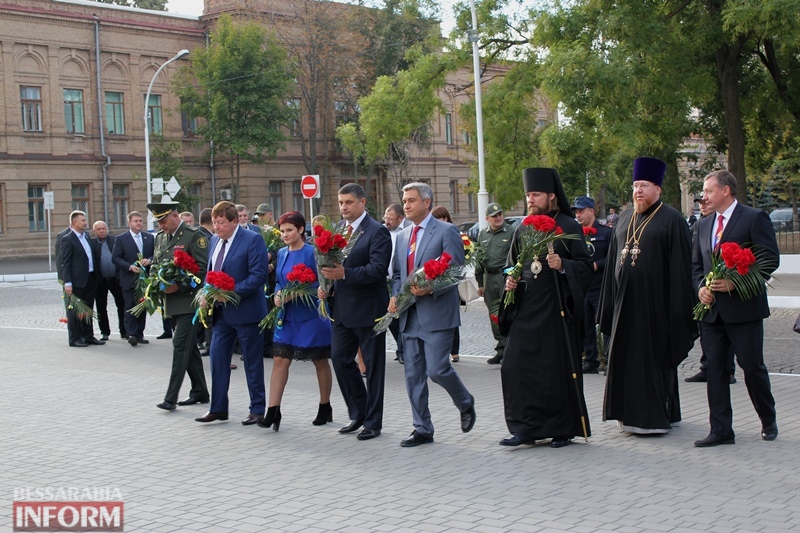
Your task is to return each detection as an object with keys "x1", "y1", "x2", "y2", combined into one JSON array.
[
  {"x1": 468, "y1": 0, "x2": 489, "y2": 230},
  {"x1": 144, "y1": 49, "x2": 189, "y2": 229}
]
